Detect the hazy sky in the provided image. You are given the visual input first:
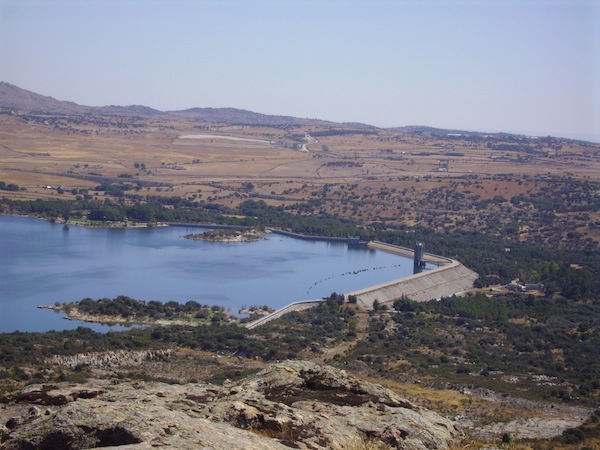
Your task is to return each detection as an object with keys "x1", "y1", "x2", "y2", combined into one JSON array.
[{"x1": 1, "y1": 0, "x2": 599, "y2": 140}]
